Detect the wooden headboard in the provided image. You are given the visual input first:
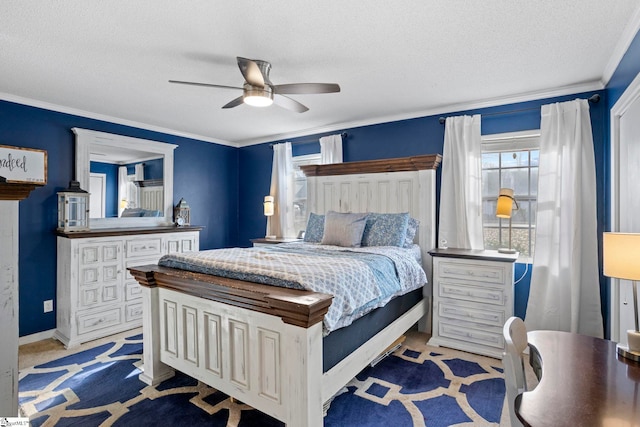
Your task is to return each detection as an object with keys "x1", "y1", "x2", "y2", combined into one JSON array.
[{"x1": 301, "y1": 154, "x2": 441, "y2": 289}]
